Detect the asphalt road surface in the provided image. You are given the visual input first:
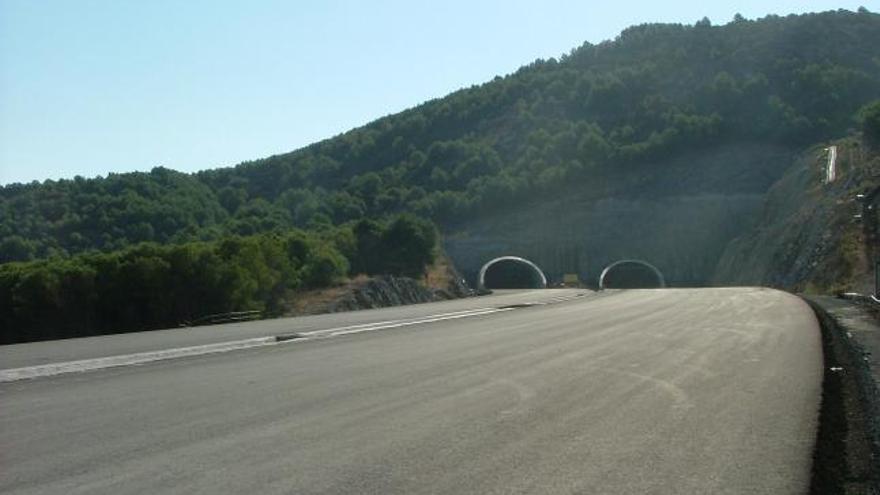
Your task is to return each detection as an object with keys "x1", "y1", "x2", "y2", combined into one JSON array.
[
  {"x1": 0, "y1": 289, "x2": 578, "y2": 370},
  {"x1": 0, "y1": 288, "x2": 822, "y2": 494}
]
